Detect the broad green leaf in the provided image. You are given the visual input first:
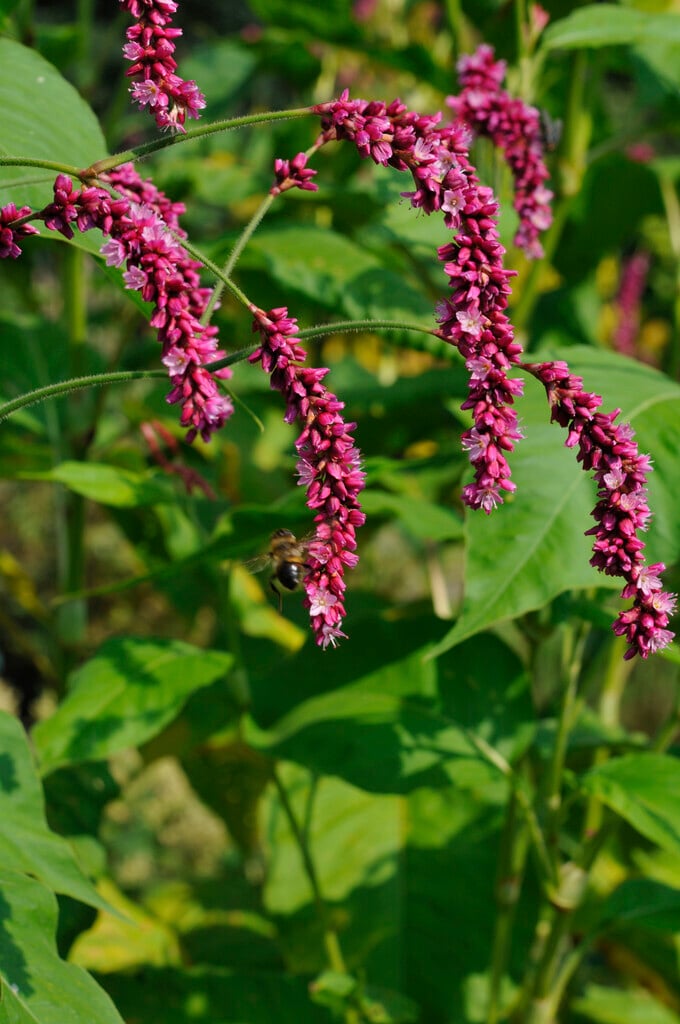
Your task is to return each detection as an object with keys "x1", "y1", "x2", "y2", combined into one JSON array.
[
  {"x1": 97, "y1": 966, "x2": 333, "y2": 1024},
  {"x1": 430, "y1": 348, "x2": 680, "y2": 657},
  {"x1": 28, "y1": 461, "x2": 175, "y2": 507},
  {"x1": 360, "y1": 490, "x2": 463, "y2": 542},
  {"x1": 341, "y1": 267, "x2": 435, "y2": 323},
  {"x1": 247, "y1": 627, "x2": 529, "y2": 795},
  {"x1": 244, "y1": 225, "x2": 382, "y2": 312},
  {"x1": 69, "y1": 878, "x2": 181, "y2": 973},
  {"x1": 0, "y1": 38, "x2": 106, "y2": 210},
  {"x1": 33, "y1": 637, "x2": 234, "y2": 774},
  {"x1": 182, "y1": 40, "x2": 256, "y2": 108},
  {"x1": 0, "y1": 869, "x2": 124, "y2": 1024},
  {"x1": 580, "y1": 754, "x2": 680, "y2": 857},
  {"x1": 543, "y1": 5, "x2": 680, "y2": 51},
  {"x1": 571, "y1": 983, "x2": 680, "y2": 1024},
  {"x1": 402, "y1": 788, "x2": 535, "y2": 1023},
  {"x1": 591, "y1": 878, "x2": 680, "y2": 935},
  {"x1": 246, "y1": 0, "x2": 357, "y2": 38},
  {"x1": 0, "y1": 712, "x2": 110, "y2": 912},
  {"x1": 263, "y1": 763, "x2": 402, "y2": 915}
]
